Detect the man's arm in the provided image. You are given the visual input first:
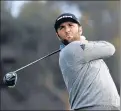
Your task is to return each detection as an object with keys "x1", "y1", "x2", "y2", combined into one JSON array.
[
  {"x1": 60, "y1": 40, "x2": 115, "y2": 63},
  {"x1": 83, "y1": 41, "x2": 115, "y2": 62}
]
